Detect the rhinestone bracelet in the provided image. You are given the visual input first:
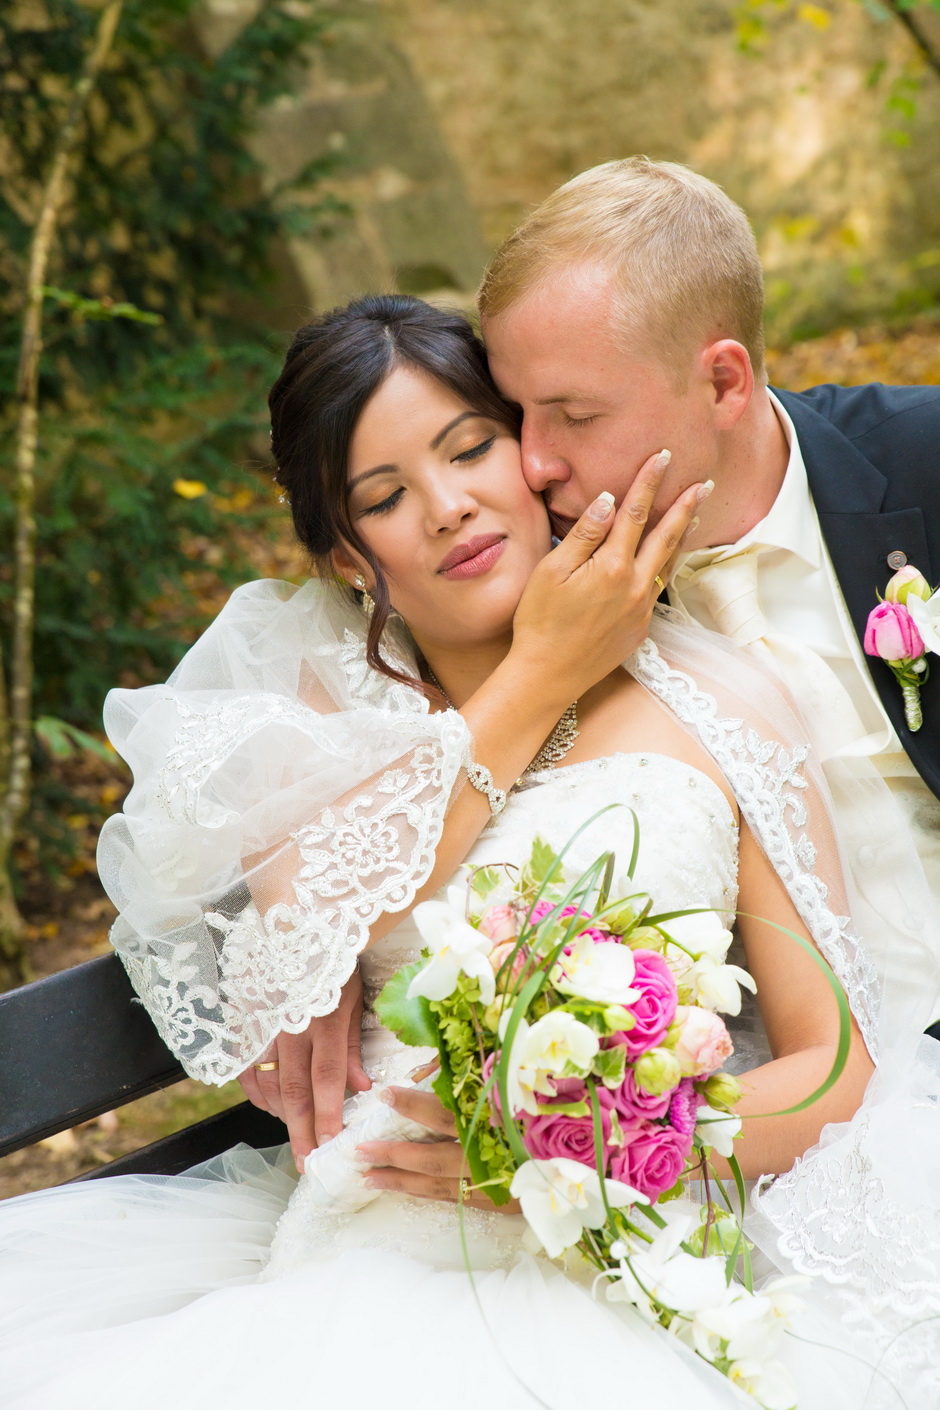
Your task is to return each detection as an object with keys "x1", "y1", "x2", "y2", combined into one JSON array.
[{"x1": 465, "y1": 760, "x2": 508, "y2": 817}]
